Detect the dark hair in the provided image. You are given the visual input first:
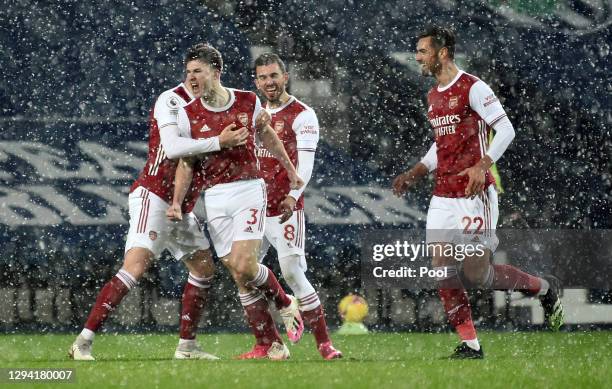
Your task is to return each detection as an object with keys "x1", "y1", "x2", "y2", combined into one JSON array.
[
  {"x1": 418, "y1": 26, "x2": 456, "y2": 59},
  {"x1": 184, "y1": 43, "x2": 223, "y2": 72},
  {"x1": 254, "y1": 53, "x2": 286, "y2": 73}
]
